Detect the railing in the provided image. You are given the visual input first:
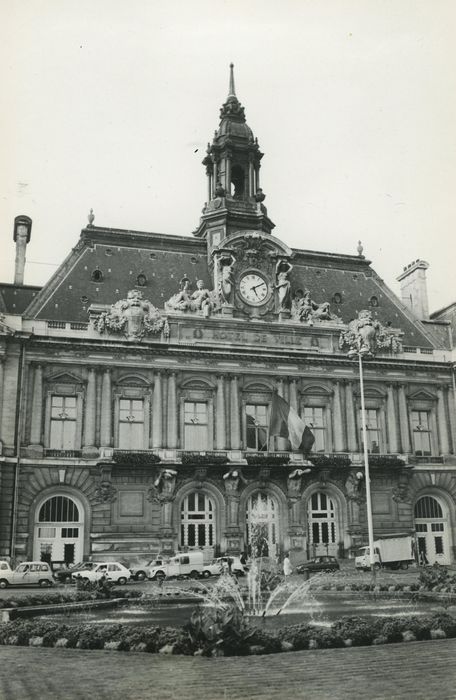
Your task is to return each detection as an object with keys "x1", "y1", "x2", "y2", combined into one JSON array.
[
  {"x1": 413, "y1": 455, "x2": 444, "y2": 464},
  {"x1": 44, "y1": 449, "x2": 82, "y2": 458}
]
